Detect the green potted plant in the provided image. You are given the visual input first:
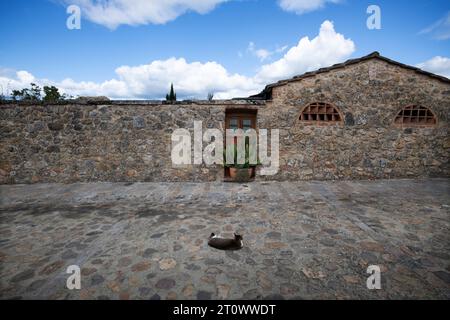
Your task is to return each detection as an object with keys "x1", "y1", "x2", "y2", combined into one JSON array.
[{"x1": 224, "y1": 143, "x2": 260, "y2": 182}]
